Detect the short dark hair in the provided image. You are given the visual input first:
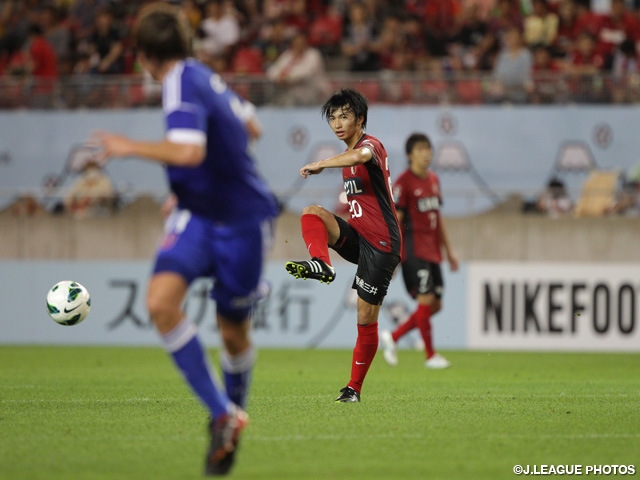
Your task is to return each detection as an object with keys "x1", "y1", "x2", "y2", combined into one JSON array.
[
  {"x1": 135, "y1": 3, "x2": 192, "y2": 63},
  {"x1": 405, "y1": 132, "x2": 432, "y2": 156},
  {"x1": 321, "y1": 88, "x2": 369, "y2": 128}
]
